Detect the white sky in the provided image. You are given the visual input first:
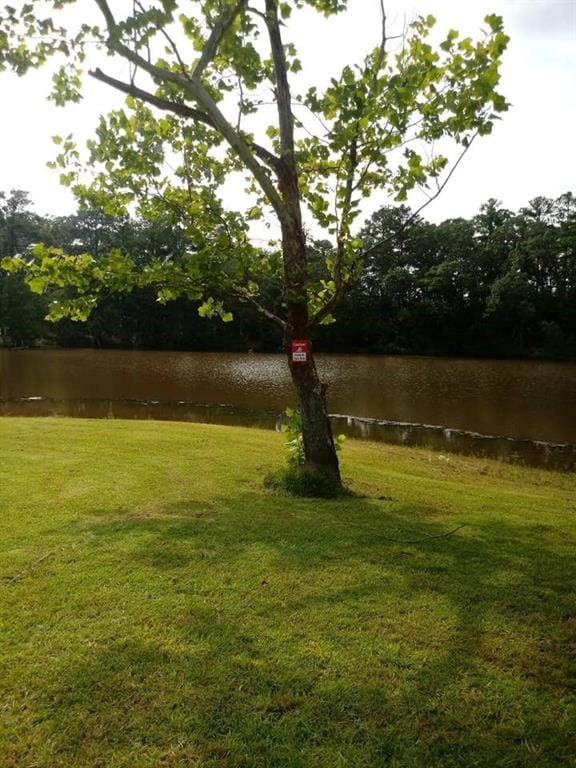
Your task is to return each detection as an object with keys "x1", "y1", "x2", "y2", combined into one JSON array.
[{"x1": 0, "y1": 0, "x2": 575, "y2": 226}]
